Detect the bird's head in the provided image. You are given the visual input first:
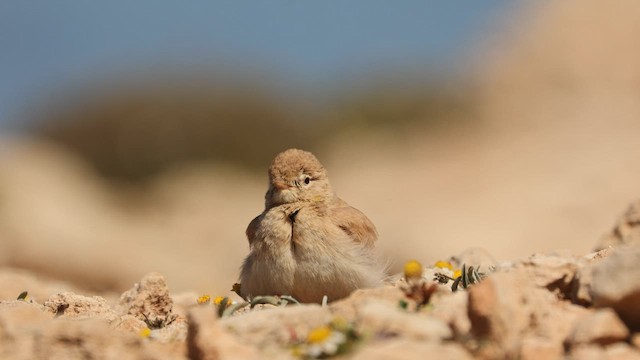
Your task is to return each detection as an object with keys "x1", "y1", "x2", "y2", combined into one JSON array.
[{"x1": 265, "y1": 148, "x2": 333, "y2": 208}]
